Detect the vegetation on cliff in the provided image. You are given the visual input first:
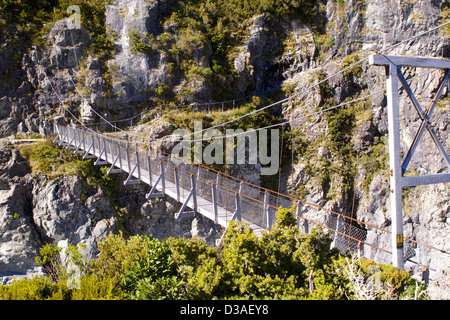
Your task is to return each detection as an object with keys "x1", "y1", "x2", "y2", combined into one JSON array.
[
  {"x1": 0, "y1": 0, "x2": 114, "y2": 94},
  {"x1": 18, "y1": 139, "x2": 119, "y2": 198}
]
